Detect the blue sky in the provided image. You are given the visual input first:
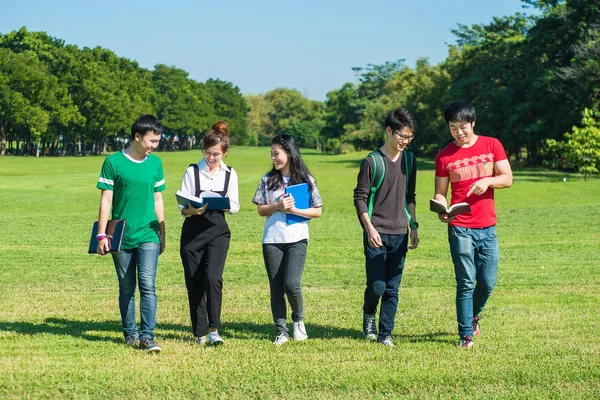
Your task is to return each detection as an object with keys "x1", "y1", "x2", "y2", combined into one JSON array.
[{"x1": 2, "y1": 0, "x2": 534, "y2": 101}]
